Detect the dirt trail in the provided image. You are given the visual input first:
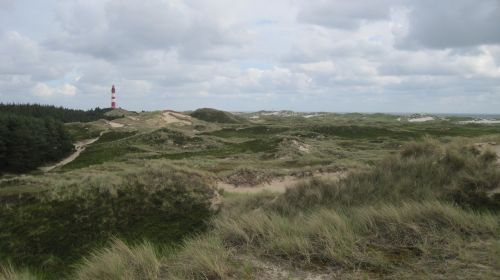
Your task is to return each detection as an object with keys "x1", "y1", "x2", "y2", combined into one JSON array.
[
  {"x1": 105, "y1": 120, "x2": 125, "y2": 128},
  {"x1": 40, "y1": 136, "x2": 101, "y2": 172},
  {"x1": 217, "y1": 171, "x2": 346, "y2": 194}
]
